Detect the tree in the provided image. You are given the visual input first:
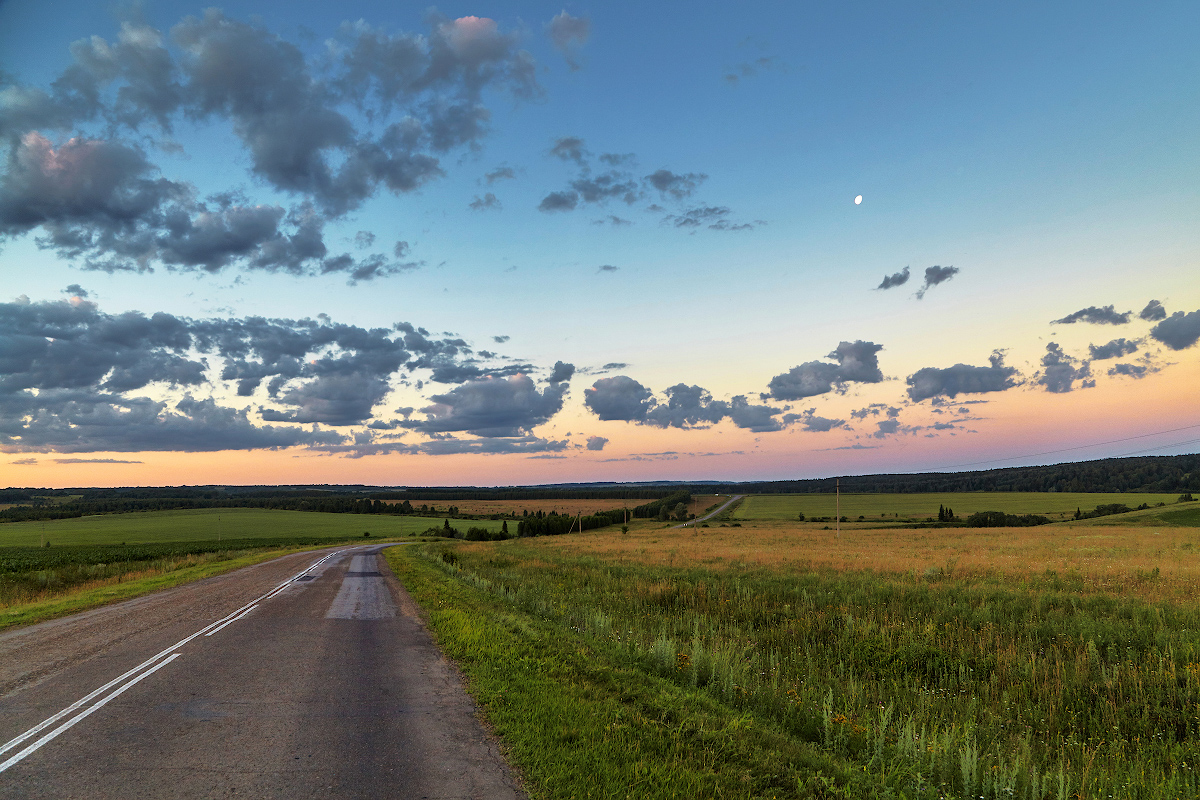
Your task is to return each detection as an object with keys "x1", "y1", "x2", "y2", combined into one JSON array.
[{"x1": 501, "y1": 520, "x2": 509, "y2": 537}]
